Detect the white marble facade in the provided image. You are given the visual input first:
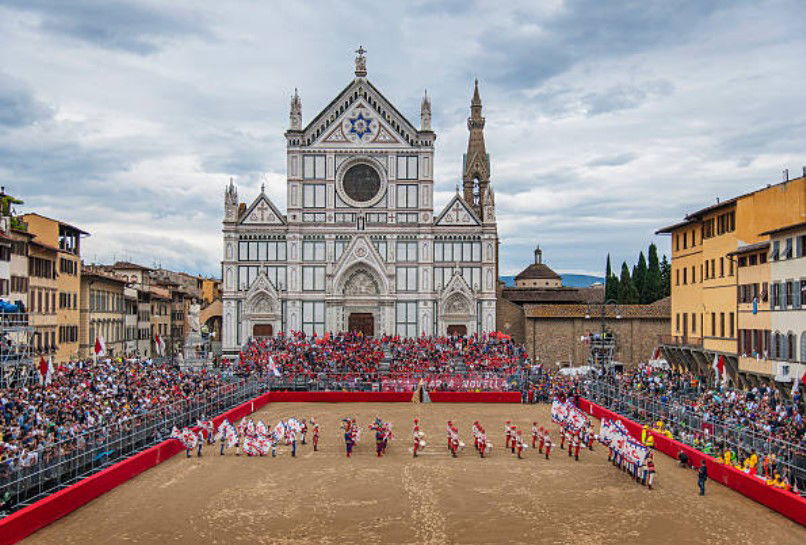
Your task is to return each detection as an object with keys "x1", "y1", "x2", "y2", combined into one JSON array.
[{"x1": 221, "y1": 51, "x2": 498, "y2": 353}]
